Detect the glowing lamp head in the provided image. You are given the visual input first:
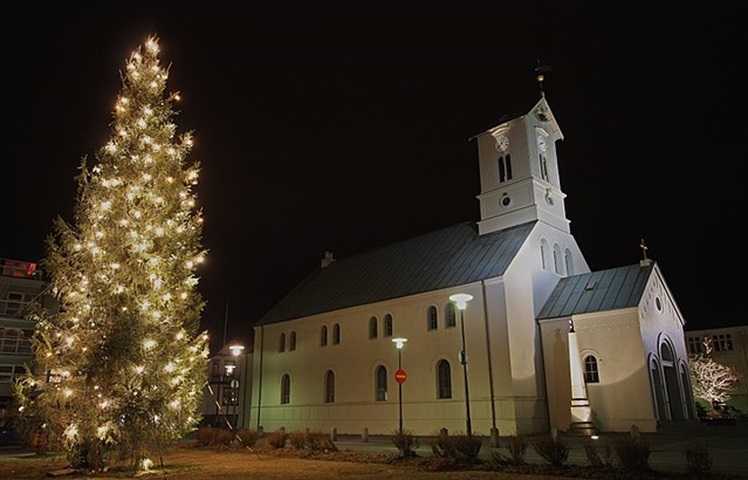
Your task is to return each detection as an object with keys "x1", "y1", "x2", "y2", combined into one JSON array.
[
  {"x1": 228, "y1": 343, "x2": 245, "y2": 357},
  {"x1": 392, "y1": 337, "x2": 408, "y2": 349},
  {"x1": 449, "y1": 293, "x2": 473, "y2": 310}
]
